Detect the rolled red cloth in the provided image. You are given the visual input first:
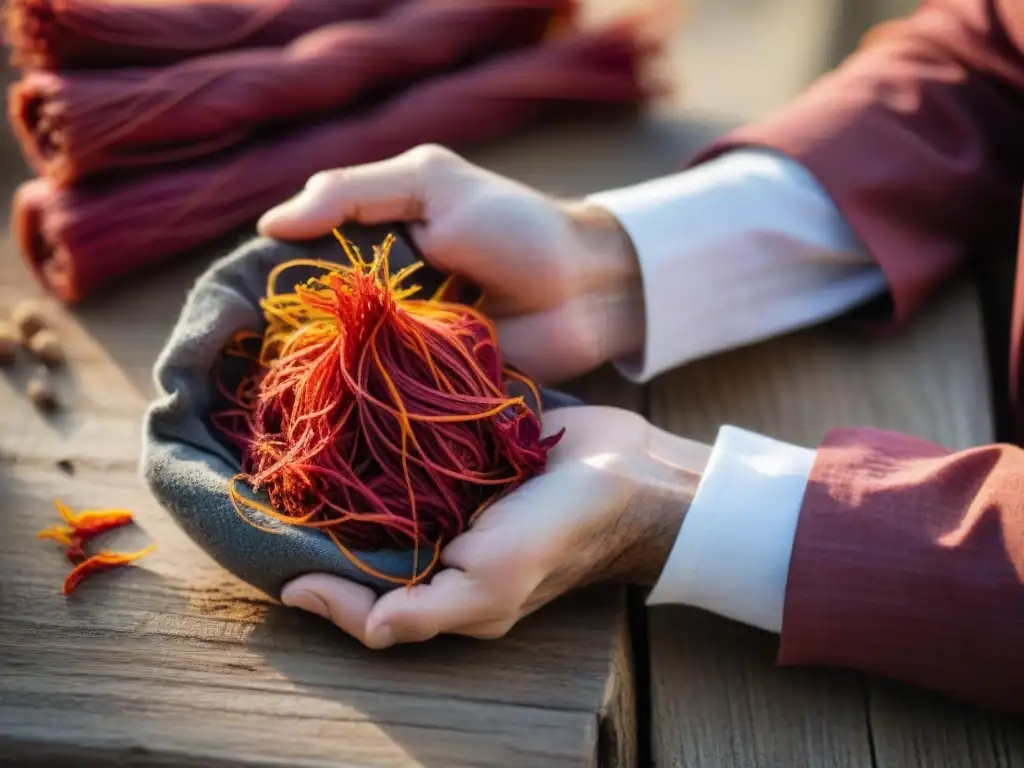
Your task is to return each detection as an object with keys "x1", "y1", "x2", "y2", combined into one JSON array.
[
  {"x1": 3, "y1": 0, "x2": 403, "y2": 71},
  {"x1": 15, "y1": 21, "x2": 656, "y2": 303},
  {"x1": 9, "y1": 0, "x2": 573, "y2": 186}
]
